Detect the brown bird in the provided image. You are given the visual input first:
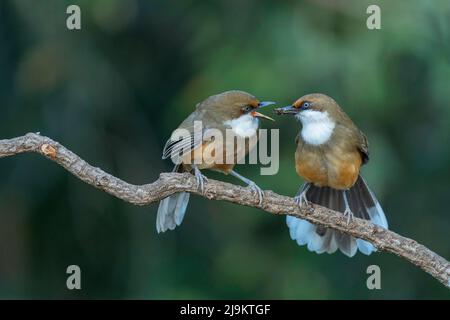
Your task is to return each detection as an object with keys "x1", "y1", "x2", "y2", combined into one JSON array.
[
  {"x1": 274, "y1": 93, "x2": 388, "y2": 257},
  {"x1": 157, "y1": 90, "x2": 275, "y2": 233}
]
